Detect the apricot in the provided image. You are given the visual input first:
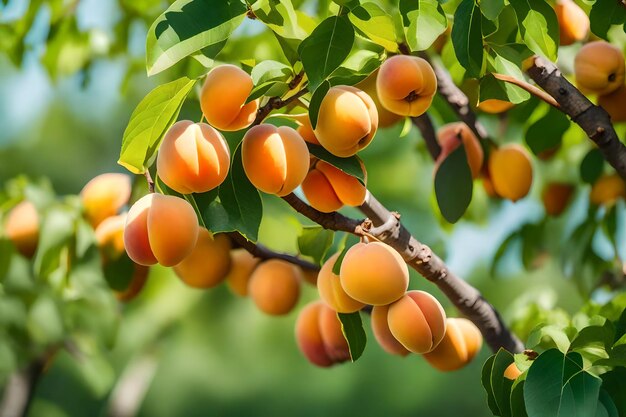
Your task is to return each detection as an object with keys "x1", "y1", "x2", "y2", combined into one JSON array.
[
  {"x1": 340, "y1": 241, "x2": 409, "y2": 306},
  {"x1": 590, "y1": 174, "x2": 626, "y2": 206},
  {"x1": 556, "y1": 0, "x2": 589, "y2": 46},
  {"x1": 371, "y1": 304, "x2": 410, "y2": 356},
  {"x1": 436, "y1": 122, "x2": 484, "y2": 179},
  {"x1": 355, "y1": 70, "x2": 404, "y2": 128},
  {"x1": 376, "y1": 55, "x2": 437, "y2": 117},
  {"x1": 156, "y1": 121, "x2": 230, "y2": 194},
  {"x1": 292, "y1": 114, "x2": 320, "y2": 146},
  {"x1": 248, "y1": 259, "x2": 301, "y2": 316},
  {"x1": 200, "y1": 64, "x2": 259, "y2": 131},
  {"x1": 387, "y1": 290, "x2": 447, "y2": 354},
  {"x1": 80, "y1": 173, "x2": 132, "y2": 228},
  {"x1": 124, "y1": 193, "x2": 199, "y2": 267},
  {"x1": 295, "y1": 301, "x2": 334, "y2": 367},
  {"x1": 488, "y1": 144, "x2": 533, "y2": 202},
  {"x1": 241, "y1": 124, "x2": 310, "y2": 196},
  {"x1": 225, "y1": 249, "x2": 260, "y2": 297},
  {"x1": 574, "y1": 41, "x2": 625, "y2": 96},
  {"x1": 422, "y1": 318, "x2": 483, "y2": 371},
  {"x1": 477, "y1": 99, "x2": 514, "y2": 114},
  {"x1": 314, "y1": 86, "x2": 378, "y2": 157},
  {"x1": 301, "y1": 160, "x2": 367, "y2": 213},
  {"x1": 318, "y1": 303, "x2": 351, "y2": 363},
  {"x1": 598, "y1": 84, "x2": 626, "y2": 123},
  {"x1": 317, "y1": 253, "x2": 366, "y2": 313},
  {"x1": 173, "y1": 228, "x2": 232, "y2": 289},
  {"x1": 542, "y1": 183, "x2": 574, "y2": 216},
  {"x1": 504, "y1": 362, "x2": 523, "y2": 380},
  {"x1": 4, "y1": 201, "x2": 39, "y2": 258}
]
